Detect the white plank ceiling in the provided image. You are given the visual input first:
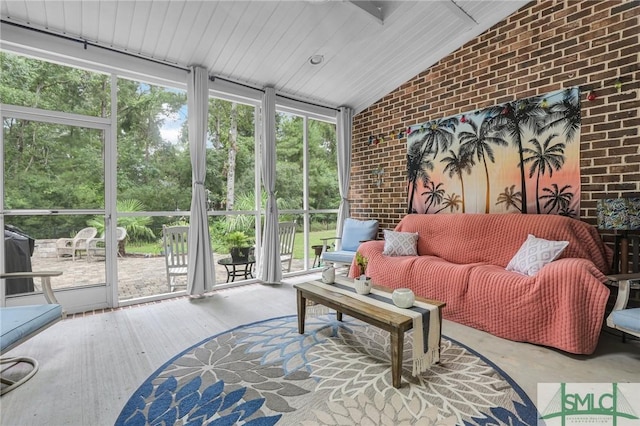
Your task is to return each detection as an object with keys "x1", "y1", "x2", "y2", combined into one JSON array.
[{"x1": 1, "y1": 0, "x2": 529, "y2": 113}]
